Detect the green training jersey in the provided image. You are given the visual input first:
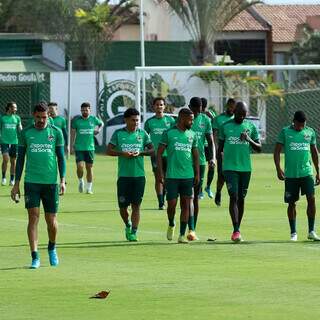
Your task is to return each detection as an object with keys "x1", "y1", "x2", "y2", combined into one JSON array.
[
  {"x1": 191, "y1": 113, "x2": 212, "y2": 165},
  {"x1": 110, "y1": 127, "x2": 152, "y2": 177},
  {"x1": 212, "y1": 112, "x2": 234, "y2": 139},
  {"x1": 52, "y1": 116, "x2": 67, "y2": 130},
  {"x1": 160, "y1": 126, "x2": 198, "y2": 179},
  {"x1": 71, "y1": 115, "x2": 102, "y2": 151},
  {"x1": 19, "y1": 124, "x2": 64, "y2": 184},
  {"x1": 277, "y1": 125, "x2": 316, "y2": 178},
  {"x1": 220, "y1": 119, "x2": 259, "y2": 172},
  {"x1": 144, "y1": 115, "x2": 175, "y2": 155},
  {"x1": 0, "y1": 114, "x2": 21, "y2": 144}
]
